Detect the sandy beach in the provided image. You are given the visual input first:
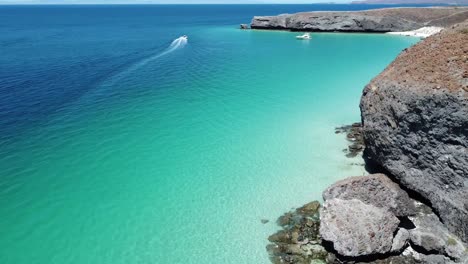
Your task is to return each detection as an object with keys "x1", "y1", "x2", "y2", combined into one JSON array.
[{"x1": 386, "y1": 26, "x2": 444, "y2": 38}]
